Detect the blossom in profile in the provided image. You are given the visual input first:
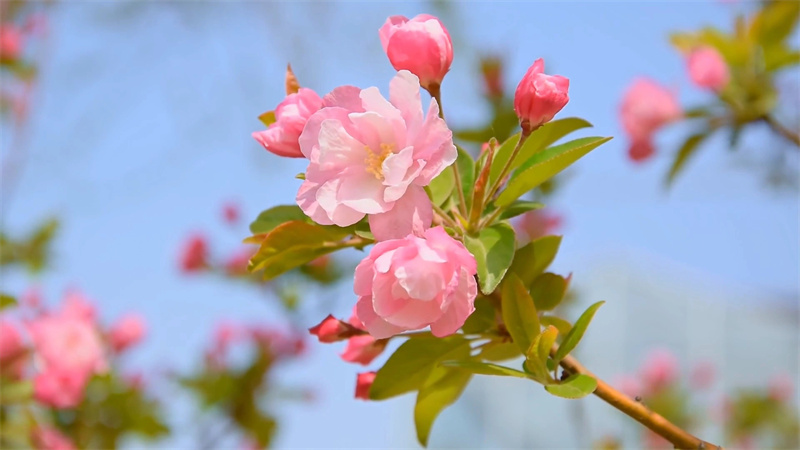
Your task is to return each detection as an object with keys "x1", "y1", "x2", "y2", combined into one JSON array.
[{"x1": 379, "y1": 14, "x2": 453, "y2": 91}]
